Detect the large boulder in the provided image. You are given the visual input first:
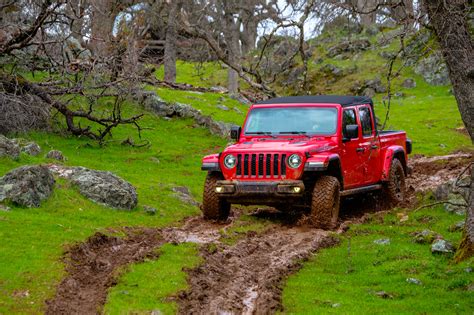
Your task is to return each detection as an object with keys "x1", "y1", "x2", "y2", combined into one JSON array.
[
  {"x1": 69, "y1": 167, "x2": 137, "y2": 210},
  {"x1": 0, "y1": 135, "x2": 20, "y2": 160},
  {"x1": 0, "y1": 165, "x2": 55, "y2": 207},
  {"x1": 415, "y1": 52, "x2": 450, "y2": 86}
]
